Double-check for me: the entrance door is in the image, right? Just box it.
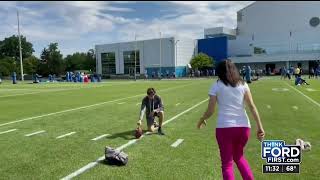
[129,67,135,76]
[266,64,275,75]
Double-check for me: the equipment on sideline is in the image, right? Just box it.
[104,147,128,166]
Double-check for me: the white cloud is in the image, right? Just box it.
[0,1,254,57]
[116,1,254,42]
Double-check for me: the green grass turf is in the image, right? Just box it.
[0,77,319,180]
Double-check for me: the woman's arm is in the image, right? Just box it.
[197,95,217,129]
[244,90,265,141]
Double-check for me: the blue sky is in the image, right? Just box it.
[0,1,253,58]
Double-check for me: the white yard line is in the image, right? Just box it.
[61,98,208,180]
[56,132,76,139]
[25,130,45,137]
[0,83,194,127]
[292,106,298,110]
[171,139,184,147]
[285,82,320,108]
[91,134,110,141]
[0,129,17,135]
[266,105,271,109]
[117,102,125,105]
[175,103,180,106]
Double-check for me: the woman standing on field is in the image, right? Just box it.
[197,59,265,180]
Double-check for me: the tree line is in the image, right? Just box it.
[0,35,96,77]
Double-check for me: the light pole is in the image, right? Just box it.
[134,33,137,81]
[159,32,162,79]
[170,38,179,76]
[17,11,24,81]
[170,39,179,67]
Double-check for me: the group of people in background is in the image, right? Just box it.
[65,71,101,83]
[240,65,262,84]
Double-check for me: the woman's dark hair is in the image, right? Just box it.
[147,87,156,95]
[216,59,243,87]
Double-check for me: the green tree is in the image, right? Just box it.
[23,55,39,75]
[0,35,34,60]
[64,52,87,71]
[85,49,96,72]
[190,53,214,70]
[39,43,64,75]
[0,57,17,76]
[64,49,96,72]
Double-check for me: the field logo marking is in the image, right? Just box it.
[272,88,289,92]
[306,88,317,92]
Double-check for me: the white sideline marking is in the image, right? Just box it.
[56,132,76,139]
[285,83,320,108]
[117,102,125,105]
[171,139,184,147]
[306,88,317,92]
[25,130,45,137]
[292,106,298,110]
[0,129,17,135]
[0,83,119,98]
[0,83,194,127]
[61,98,208,180]
[91,134,110,141]
[266,105,271,109]
[175,103,180,106]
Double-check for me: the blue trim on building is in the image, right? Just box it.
[197,36,228,63]
[145,66,186,77]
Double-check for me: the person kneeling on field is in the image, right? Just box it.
[137,87,165,135]
[295,76,309,86]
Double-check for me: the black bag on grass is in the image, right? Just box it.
[105,146,128,166]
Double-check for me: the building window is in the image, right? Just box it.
[123,50,140,75]
[237,11,242,22]
[101,52,116,75]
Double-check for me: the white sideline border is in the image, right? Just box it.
[285,83,320,108]
[0,83,194,127]
[0,81,136,98]
[60,98,208,180]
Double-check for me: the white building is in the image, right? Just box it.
[206,1,320,73]
[95,37,195,78]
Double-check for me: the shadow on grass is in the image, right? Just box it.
[107,129,157,140]
[107,130,136,140]
[98,159,128,167]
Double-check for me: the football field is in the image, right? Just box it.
[0,77,319,180]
